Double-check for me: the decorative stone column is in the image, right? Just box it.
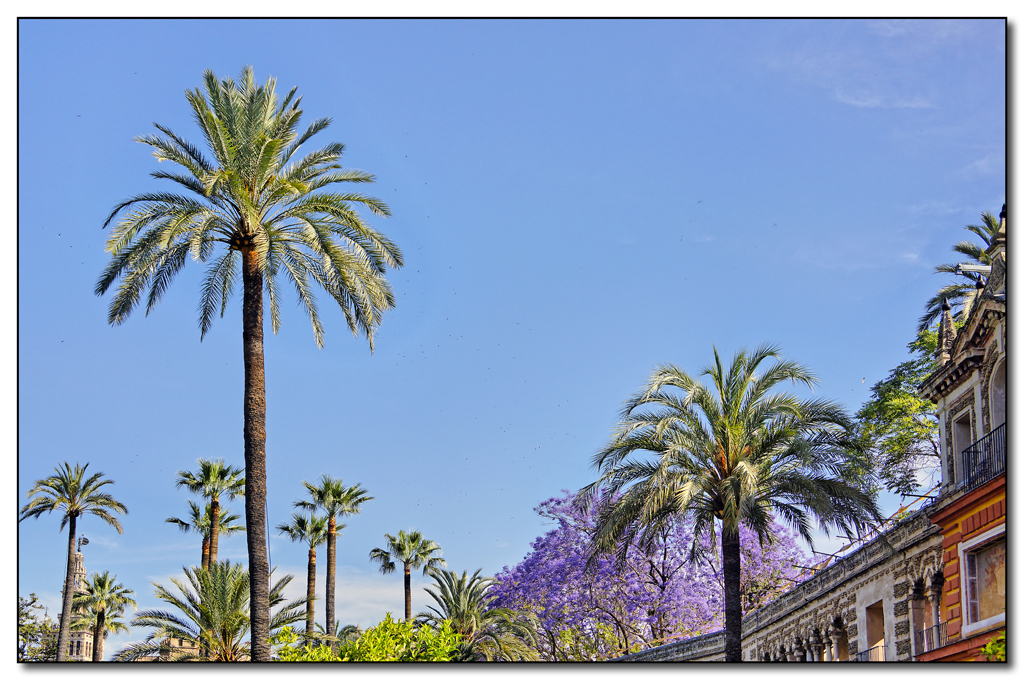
[830,629,842,662]
[810,635,824,662]
[927,583,942,628]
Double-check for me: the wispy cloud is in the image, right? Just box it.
[763,20,989,111]
[964,152,1004,176]
[834,90,930,109]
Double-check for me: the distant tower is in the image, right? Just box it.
[61,540,94,662]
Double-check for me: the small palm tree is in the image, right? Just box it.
[19,462,128,661]
[166,500,245,570]
[96,67,403,660]
[276,513,328,637]
[295,476,372,644]
[369,530,446,621]
[417,569,539,661]
[174,459,245,568]
[113,561,305,662]
[918,210,1001,331]
[71,571,136,662]
[577,346,882,661]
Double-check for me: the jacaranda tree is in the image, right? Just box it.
[491,492,806,660]
[577,346,882,661]
[96,67,402,660]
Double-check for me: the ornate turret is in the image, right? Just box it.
[936,299,956,366]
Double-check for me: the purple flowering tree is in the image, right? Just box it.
[490,492,806,660]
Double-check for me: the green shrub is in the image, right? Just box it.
[274,615,462,662]
[982,631,1005,662]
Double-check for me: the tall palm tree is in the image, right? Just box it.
[918,210,1001,331]
[95,67,402,660]
[417,569,539,661]
[113,561,305,662]
[295,476,372,645]
[174,459,245,567]
[19,462,128,661]
[166,500,245,570]
[576,346,882,662]
[369,530,447,621]
[276,513,328,637]
[71,571,136,662]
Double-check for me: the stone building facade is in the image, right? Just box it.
[616,509,945,662]
[914,206,1006,661]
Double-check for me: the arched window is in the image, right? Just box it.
[990,360,1006,429]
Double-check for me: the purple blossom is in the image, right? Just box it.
[490,491,806,660]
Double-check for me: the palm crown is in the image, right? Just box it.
[166,500,245,570]
[96,66,403,348]
[20,462,128,532]
[417,568,539,661]
[918,210,1001,332]
[369,529,447,576]
[277,513,329,549]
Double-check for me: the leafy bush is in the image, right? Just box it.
[982,631,1005,662]
[274,615,462,662]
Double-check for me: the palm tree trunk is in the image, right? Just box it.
[326,516,337,648]
[201,535,211,571]
[404,564,412,621]
[92,609,105,662]
[241,247,270,662]
[306,548,317,637]
[722,527,742,662]
[209,496,221,566]
[56,514,77,662]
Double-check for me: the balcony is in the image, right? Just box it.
[961,423,1005,492]
[915,621,950,654]
[851,643,885,662]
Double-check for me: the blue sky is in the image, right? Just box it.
[16,18,1007,660]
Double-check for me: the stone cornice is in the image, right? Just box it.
[919,300,1004,402]
[919,349,984,401]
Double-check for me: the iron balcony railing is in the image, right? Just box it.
[851,643,885,662]
[915,621,949,654]
[961,423,1006,492]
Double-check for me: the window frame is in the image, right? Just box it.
[951,408,973,485]
[958,524,1006,636]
